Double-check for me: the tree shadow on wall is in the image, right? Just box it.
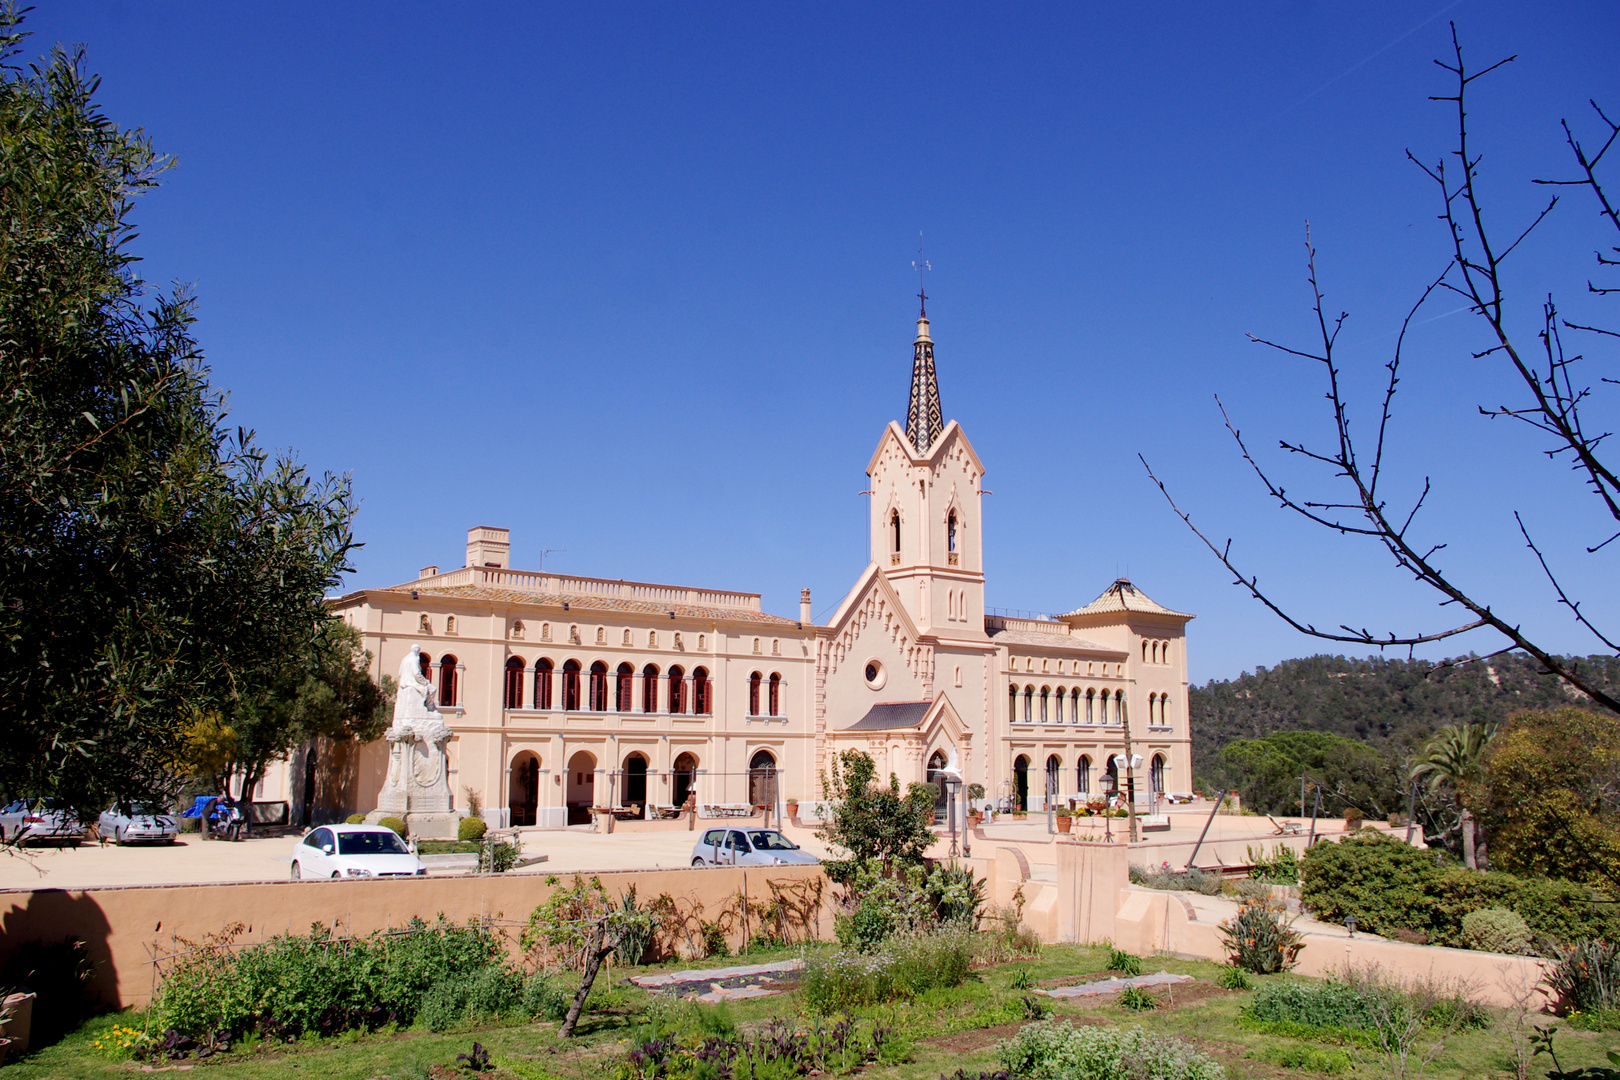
[0,888,115,1048]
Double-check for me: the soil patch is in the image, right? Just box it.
[920,1015,1110,1054]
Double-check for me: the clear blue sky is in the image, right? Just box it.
[27,2,1620,684]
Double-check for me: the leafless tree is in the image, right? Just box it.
[1143,24,1619,712]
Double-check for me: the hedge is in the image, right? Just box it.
[1300,831,1620,949]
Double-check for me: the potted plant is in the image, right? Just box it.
[785,796,799,819]
[966,784,986,826]
[1055,806,1074,833]
[1343,807,1364,832]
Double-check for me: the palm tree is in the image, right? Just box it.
[1410,722,1496,869]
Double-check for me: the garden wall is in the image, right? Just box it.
[0,863,831,1011]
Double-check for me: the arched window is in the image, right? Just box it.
[1142,640,1150,663]
[439,655,459,707]
[511,620,525,640]
[1116,690,1127,725]
[561,659,581,711]
[1077,754,1091,794]
[1023,685,1034,722]
[534,658,553,710]
[891,510,901,561]
[693,667,712,714]
[672,752,698,808]
[749,749,778,806]
[1039,686,1050,724]
[1009,684,1019,721]
[419,650,433,682]
[749,672,762,716]
[1159,694,1170,725]
[1071,687,1081,723]
[1150,754,1167,798]
[947,511,958,554]
[1053,686,1065,724]
[1045,755,1062,801]
[616,663,634,711]
[1085,688,1095,724]
[589,661,608,711]
[668,665,686,714]
[1104,754,1119,793]
[1013,755,1030,812]
[768,672,781,717]
[504,657,524,710]
[642,664,659,713]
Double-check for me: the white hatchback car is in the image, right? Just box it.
[291,824,427,880]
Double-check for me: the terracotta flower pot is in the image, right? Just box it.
[1056,816,1073,833]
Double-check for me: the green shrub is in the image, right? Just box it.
[151,917,513,1040]
[478,838,520,874]
[1301,831,1620,949]
[377,815,408,838]
[458,816,488,841]
[996,1019,1225,1080]
[414,967,521,1032]
[1107,948,1143,976]
[1219,899,1303,974]
[801,926,972,1011]
[1247,979,1387,1031]
[522,974,574,1021]
[1131,864,1222,895]
[1549,940,1620,1015]
[1216,966,1250,991]
[1248,1043,1352,1075]
[1118,986,1157,1011]
[1461,907,1531,954]
[1246,843,1300,885]
[345,813,367,825]
[1221,879,1269,901]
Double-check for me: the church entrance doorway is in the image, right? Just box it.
[566,750,596,825]
[926,750,949,820]
[508,752,539,827]
[1013,755,1030,812]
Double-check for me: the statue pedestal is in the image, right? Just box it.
[402,811,461,840]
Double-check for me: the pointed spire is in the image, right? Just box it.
[906,308,944,452]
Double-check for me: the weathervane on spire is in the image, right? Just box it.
[912,232,930,318]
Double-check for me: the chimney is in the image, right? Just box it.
[800,587,813,625]
[466,526,511,569]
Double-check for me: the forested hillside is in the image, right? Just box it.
[1188,653,1620,812]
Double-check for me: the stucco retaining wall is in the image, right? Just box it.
[0,864,831,1011]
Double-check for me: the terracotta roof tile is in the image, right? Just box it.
[1061,579,1191,619]
[986,627,1117,652]
[378,584,802,628]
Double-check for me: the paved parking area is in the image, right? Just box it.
[0,821,837,891]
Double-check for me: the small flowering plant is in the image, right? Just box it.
[90,1023,156,1059]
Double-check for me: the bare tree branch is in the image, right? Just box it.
[1140,27,1620,717]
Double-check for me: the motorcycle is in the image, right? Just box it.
[208,798,245,841]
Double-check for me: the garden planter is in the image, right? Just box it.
[785,801,799,819]
[968,812,983,827]
[1056,816,1072,834]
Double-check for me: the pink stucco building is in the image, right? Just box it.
[265,306,1194,828]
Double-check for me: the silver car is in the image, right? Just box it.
[0,798,85,845]
[691,827,819,867]
[98,801,179,844]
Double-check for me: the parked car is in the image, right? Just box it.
[98,801,179,844]
[290,824,427,880]
[691,827,819,867]
[0,798,85,845]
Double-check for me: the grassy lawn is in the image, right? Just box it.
[13,943,1620,1079]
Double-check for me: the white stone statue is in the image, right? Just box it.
[371,645,458,834]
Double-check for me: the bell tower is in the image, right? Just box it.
[866,306,987,640]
